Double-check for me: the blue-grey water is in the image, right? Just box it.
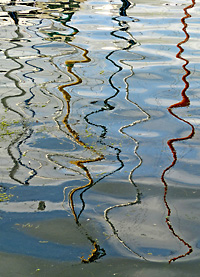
[0,0,200,276]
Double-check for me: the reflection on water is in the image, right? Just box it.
[103,0,147,260]
[2,24,37,185]
[57,24,106,261]
[0,0,200,274]
[161,0,195,263]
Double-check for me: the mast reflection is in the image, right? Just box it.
[161,0,195,263]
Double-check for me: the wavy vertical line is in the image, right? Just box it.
[31,4,106,262]
[50,8,124,225]
[60,45,106,263]
[161,0,195,263]
[81,2,139,205]
[102,1,148,259]
[77,94,125,220]
[1,2,51,185]
[58,44,104,224]
[1,2,79,184]
[104,61,149,259]
[9,11,78,185]
[43,11,107,261]
[2,25,38,185]
[8,18,49,184]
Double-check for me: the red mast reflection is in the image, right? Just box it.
[161,0,195,263]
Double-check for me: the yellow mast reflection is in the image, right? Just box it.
[58,45,104,224]
[38,1,106,263]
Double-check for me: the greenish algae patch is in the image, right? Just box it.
[0,186,15,202]
[0,116,20,140]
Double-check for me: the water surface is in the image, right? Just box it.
[0,0,200,276]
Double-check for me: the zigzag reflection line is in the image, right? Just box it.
[161,0,195,263]
[80,111,124,220]
[58,44,104,224]
[120,58,150,187]
[81,5,141,199]
[2,25,39,185]
[58,42,106,263]
[104,198,145,260]
[36,10,106,262]
[34,18,104,212]
[104,58,149,260]
[22,47,81,181]
[82,7,139,203]
[3,17,53,185]
[103,1,147,259]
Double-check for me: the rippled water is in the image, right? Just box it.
[0,0,200,276]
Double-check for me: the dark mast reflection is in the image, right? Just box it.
[2,24,37,185]
[103,1,148,259]
[5,0,19,25]
[161,0,195,263]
